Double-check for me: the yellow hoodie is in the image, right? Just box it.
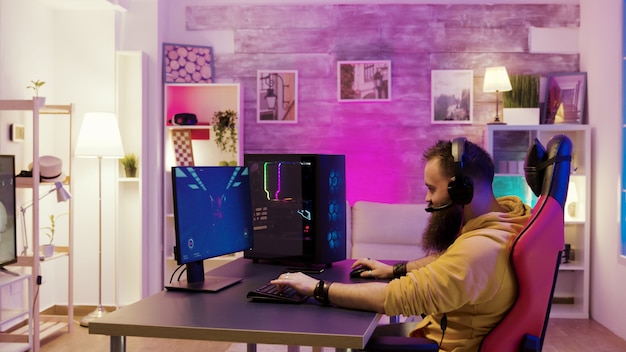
[383,196,531,352]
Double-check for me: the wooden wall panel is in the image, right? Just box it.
[183,3,580,204]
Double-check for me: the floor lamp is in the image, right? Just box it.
[75,112,125,327]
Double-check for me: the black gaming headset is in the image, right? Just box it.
[448,137,474,205]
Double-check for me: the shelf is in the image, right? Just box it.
[15,177,70,189]
[0,99,74,351]
[559,262,584,271]
[166,124,211,129]
[118,177,140,183]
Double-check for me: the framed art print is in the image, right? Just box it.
[163,43,214,83]
[337,61,391,102]
[431,70,473,124]
[257,70,298,123]
[543,72,587,124]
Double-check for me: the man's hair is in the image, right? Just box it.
[423,139,495,184]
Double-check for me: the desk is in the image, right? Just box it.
[89,258,382,352]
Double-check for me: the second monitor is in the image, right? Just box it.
[244,154,346,267]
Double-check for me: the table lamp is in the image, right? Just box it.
[75,112,124,327]
[483,66,512,124]
[19,182,71,259]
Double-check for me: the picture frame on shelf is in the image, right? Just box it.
[257,70,298,123]
[163,43,214,84]
[431,69,473,124]
[542,72,587,124]
[337,60,391,102]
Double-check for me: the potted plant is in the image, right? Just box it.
[121,153,138,177]
[502,74,540,124]
[27,79,46,106]
[40,213,67,258]
[211,109,238,165]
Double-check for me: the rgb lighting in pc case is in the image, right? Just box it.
[244,154,346,267]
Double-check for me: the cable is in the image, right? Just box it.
[169,264,185,284]
[176,266,187,282]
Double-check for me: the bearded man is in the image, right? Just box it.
[271,138,531,351]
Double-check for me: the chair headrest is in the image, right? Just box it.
[524,134,573,208]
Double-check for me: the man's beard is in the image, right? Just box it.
[421,205,463,255]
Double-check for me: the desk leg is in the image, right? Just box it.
[110,335,126,352]
[246,343,257,352]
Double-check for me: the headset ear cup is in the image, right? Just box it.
[448,176,474,205]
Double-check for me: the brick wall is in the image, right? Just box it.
[184,3,579,204]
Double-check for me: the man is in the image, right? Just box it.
[271,138,531,351]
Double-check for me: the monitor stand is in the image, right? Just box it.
[164,261,242,293]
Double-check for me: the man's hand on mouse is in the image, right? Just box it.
[351,258,394,279]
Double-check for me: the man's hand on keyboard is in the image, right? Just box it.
[270,272,318,297]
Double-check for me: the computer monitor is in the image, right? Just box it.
[167,166,254,292]
[0,155,18,273]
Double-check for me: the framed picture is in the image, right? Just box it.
[337,61,391,102]
[257,70,298,123]
[10,124,24,142]
[543,72,587,124]
[163,43,214,83]
[431,70,473,124]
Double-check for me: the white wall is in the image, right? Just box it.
[0,0,120,308]
[580,0,626,340]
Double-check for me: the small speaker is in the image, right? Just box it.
[171,113,198,126]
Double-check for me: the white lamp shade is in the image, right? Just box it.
[483,66,513,93]
[75,112,125,158]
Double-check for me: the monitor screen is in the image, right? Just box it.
[168,166,253,292]
[0,155,18,271]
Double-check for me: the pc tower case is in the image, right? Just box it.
[244,154,346,266]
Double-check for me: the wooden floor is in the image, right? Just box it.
[38,318,626,352]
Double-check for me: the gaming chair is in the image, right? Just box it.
[363,134,572,352]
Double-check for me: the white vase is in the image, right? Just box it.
[503,108,540,125]
[41,244,55,258]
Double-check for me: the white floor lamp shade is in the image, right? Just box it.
[75,112,125,327]
[75,112,125,158]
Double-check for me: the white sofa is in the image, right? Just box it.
[346,201,430,261]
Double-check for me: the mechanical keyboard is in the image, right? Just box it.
[247,282,308,303]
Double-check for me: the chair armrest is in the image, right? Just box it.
[521,334,541,352]
[364,336,439,351]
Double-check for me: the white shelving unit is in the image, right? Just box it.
[0,99,74,351]
[115,51,147,307]
[162,83,243,285]
[485,124,591,319]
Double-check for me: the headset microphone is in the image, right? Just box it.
[425,202,454,213]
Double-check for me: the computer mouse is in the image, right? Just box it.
[349,266,372,279]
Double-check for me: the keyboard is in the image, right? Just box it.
[247,282,308,303]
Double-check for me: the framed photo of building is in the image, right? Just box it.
[431,69,473,124]
[337,61,391,102]
[257,70,298,123]
[163,43,214,83]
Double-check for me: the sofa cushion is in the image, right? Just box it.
[349,201,429,261]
